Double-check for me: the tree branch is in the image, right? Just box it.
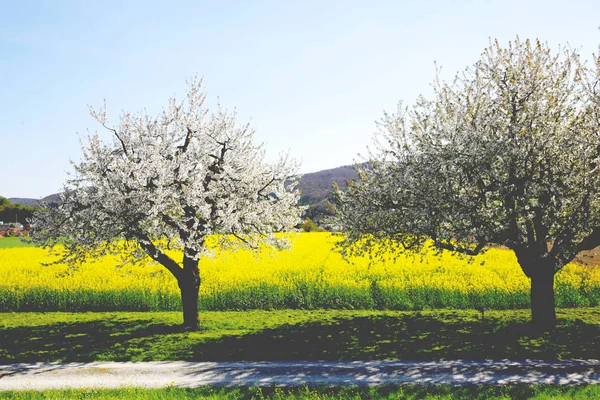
[135,233,182,280]
[177,127,194,154]
[576,227,600,253]
[98,121,129,156]
[257,177,276,199]
[433,239,486,256]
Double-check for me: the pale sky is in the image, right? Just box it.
[1,0,598,198]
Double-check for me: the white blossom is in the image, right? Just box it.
[32,77,302,280]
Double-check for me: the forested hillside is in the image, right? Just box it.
[0,197,38,225]
[297,165,357,224]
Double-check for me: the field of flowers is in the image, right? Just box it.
[1,233,600,312]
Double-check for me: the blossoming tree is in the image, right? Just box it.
[335,38,600,328]
[31,78,302,330]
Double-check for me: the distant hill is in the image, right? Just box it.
[296,165,359,224]
[8,164,360,223]
[7,198,39,206]
[9,193,62,206]
[40,193,62,204]
[297,165,358,205]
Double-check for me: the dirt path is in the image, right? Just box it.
[1,360,600,390]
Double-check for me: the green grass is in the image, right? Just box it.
[1,385,600,399]
[1,309,600,363]
[0,237,32,248]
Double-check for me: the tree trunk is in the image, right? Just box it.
[178,255,201,331]
[529,268,557,329]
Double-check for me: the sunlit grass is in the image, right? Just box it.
[1,309,600,363]
[2,385,600,399]
[0,237,32,249]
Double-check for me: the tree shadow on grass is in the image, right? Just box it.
[1,313,599,363]
[0,320,183,363]
[187,314,600,361]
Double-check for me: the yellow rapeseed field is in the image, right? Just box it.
[1,232,599,311]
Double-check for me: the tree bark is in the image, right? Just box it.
[529,267,557,329]
[178,255,201,331]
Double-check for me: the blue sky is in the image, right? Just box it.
[1,0,598,198]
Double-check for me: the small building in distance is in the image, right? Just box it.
[0,222,27,237]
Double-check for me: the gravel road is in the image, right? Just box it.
[1,360,600,390]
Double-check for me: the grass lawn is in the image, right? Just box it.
[0,238,32,249]
[1,385,600,399]
[1,308,600,363]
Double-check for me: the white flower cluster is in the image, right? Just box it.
[32,78,302,270]
[336,38,600,275]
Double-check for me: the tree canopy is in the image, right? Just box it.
[335,38,600,328]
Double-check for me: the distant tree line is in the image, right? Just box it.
[0,197,38,225]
